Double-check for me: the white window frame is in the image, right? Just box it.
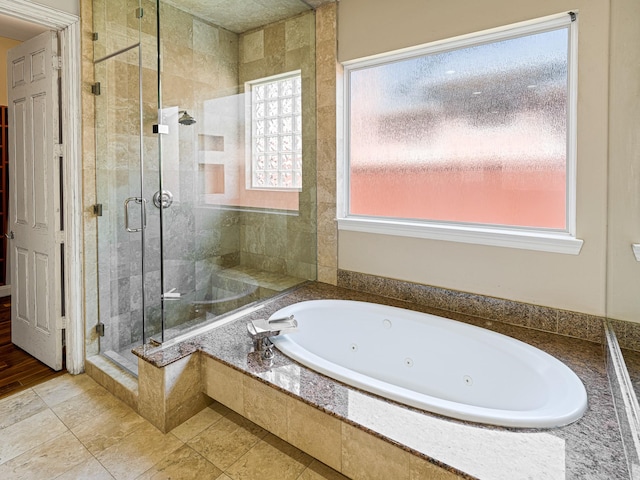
[245,70,303,192]
[338,12,582,255]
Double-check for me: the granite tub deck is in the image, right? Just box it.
[134,283,627,480]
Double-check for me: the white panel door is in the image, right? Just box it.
[8,31,63,371]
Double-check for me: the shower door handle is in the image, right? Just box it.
[124,197,147,232]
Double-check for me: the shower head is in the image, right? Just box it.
[178,110,196,126]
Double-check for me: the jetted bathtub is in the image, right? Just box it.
[269,299,588,428]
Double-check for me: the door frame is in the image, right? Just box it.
[0,0,83,374]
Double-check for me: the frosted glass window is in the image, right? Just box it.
[250,72,302,190]
[347,25,571,230]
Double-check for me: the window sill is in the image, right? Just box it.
[337,217,584,255]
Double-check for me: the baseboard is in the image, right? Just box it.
[0,285,11,298]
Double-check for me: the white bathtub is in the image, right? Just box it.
[269,300,588,428]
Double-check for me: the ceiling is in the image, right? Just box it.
[0,0,336,42]
[0,13,48,41]
[162,0,335,34]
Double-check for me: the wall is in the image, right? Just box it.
[607,0,640,322]
[33,0,79,16]
[337,0,612,317]
[0,36,22,105]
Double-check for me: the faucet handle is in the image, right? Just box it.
[247,319,271,339]
[262,339,275,360]
[267,315,298,334]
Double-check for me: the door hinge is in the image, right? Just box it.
[92,32,99,41]
[54,143,63,156]
[91,82,101,95]
[136,7,143,18]
[53,55,62,70]
[95,323,105,337]
[93,204,103,216]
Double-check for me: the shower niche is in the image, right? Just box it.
[92,0,318,374]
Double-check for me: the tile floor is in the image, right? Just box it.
[0,374,349,480]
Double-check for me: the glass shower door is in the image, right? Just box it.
[155,0,318,342]
[94,0,320,356]
[93,0,162,372]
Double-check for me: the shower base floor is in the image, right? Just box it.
[103,345,139,376]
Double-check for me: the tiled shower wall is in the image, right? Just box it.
[237,12,318,280]
[88,1,321,352]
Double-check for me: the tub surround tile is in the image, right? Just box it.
[164,355,212,431]
[287,395,343,472]
[204,356,245,414]
[243,375,289,440]
[137,358,166,429]
[133,281,626,479]
[138,354,212,433]
[342,422,412,480]
[337,270,607,345]
[613,319,640,353]
[527,303,559,332]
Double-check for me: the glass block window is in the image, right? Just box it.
[249,72,302,190]
[343,14,578,236]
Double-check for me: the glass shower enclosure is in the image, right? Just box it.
[92,0,317,374]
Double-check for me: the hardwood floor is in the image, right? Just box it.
[0,297,65,399]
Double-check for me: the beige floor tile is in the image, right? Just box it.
[55,457,115,480]
[95,422,183,480]
[71,401,146,454]
[170,403,228,442]
[187,411,267,470]
[226,433,313,480]
[32,373,98,407]
[135,444,222,480]
[298,460,350,480]
[0,409,67,465]
[0,430,92,480]
[215,475,232,480]
[0,389,47,430]
[51,384,125,429]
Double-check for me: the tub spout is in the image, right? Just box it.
[247,315,297,356]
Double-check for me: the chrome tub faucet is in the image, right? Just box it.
[247,315,298,359]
